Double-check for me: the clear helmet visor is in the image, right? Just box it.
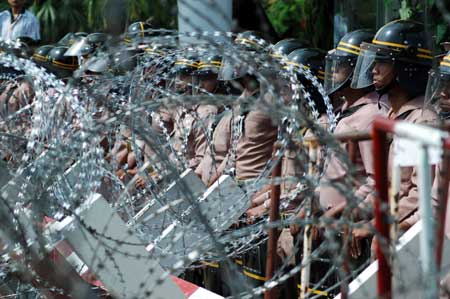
[218,57,249,81]
[192,73,218,95]
[65,38,93,57]
[260,72,292,105]
[350,48,377,89]
[84,53,110,73]
[324,53,354,95]
[425,69,450,114]
[351,42,395,89]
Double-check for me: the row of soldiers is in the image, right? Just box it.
[0,18,450,298]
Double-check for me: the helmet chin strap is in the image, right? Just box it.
[376,79,398,108]
[376,78,398,97]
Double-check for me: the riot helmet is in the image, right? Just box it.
[270,38,310,60]
[57,32,88,47]
[285,48,327,113]
[112,48,139,75]
[80,48,137,76]
[65,33,109,57]
[286,48,327,82]
[194,54,222,77]
[167,53,198,94]
[124,21,152,44]
[324,29,374,96]
[351,20,432,98]
[193,53,222,94]
[47,46,79,78]
[171,55,198,76]
[425,51,450,117]
[144,44,167,58]
[32,44,54,68]
[235,31,269,52]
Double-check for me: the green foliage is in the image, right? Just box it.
[263,0,333,49]
[399,0,414,19]
[2,0,177,44]
[264,0,449,50]
[397,0,450,46]
[264,0,304,34]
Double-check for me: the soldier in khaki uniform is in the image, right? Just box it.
[341,20,438,257]
[195,37,279,288]
[279,31,382,258]
[195,31,269,186]
[158,53,221,171]
[412,50,450,298]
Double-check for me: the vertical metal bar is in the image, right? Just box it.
[300,215,312,299]
[264,147,282,299]
[436,147,450,271]
[300,142,317,299]
[389,164,401,245]
[417,145,438,299]
[300,141,318,299]
[372,121,392,299]
[340,140,358,299]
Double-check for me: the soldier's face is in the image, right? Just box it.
[372,61,396,89]
[280,84,292,104]
[198,74,217,93]
[439,82,450,102]
[332,64,352,86]
[174,74,191,94]
[8,0,25,8]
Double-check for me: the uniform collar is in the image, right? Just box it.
[341,91,389,111]
[387,95,424,120]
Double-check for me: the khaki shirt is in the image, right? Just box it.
[195,111,232,185]
[280,114,329,212]
[319,91,390,210]
[388,96,438,225]
[361,96,438,222]
[154,104,218,169]
[235,108,278,180]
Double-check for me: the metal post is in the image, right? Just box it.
[340,140,358,299]
[264,147,282,299]
[436,147,450,270]
[389,164,401,245]
[300,142,317,299]
[417,145,438,299]
[372,119,393,299]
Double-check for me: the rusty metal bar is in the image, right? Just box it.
[372,118,394,299]
[264,147,282,299]
[304,130,372,143]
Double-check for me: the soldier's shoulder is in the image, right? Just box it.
[411,106,438,125]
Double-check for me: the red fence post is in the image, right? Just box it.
[372,118,394,299]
